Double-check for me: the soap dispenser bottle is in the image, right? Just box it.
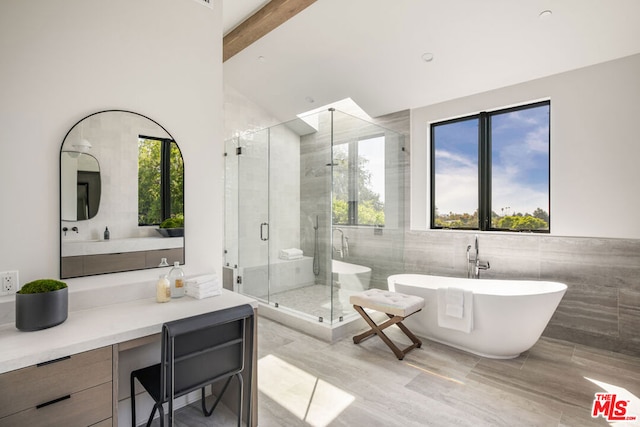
[156,274,171,303]
[168,262,185,298]
[104,227,110,240]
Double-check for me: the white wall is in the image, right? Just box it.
[0,0,223,286]
[224,83,282,140]
[411,53,640,239]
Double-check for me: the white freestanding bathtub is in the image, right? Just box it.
[387,274,567,359]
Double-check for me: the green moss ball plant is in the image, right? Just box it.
[157,214,184,237]
[159,214,184,229]
[17,279,67,294]
[16,279,68,331]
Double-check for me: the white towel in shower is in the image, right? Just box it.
[279,248,304,260]
[437,287,474,333]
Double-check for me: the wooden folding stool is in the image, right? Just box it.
[350,289,425,360]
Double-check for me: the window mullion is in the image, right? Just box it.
[478,112,491,231]
[348,140,358,225]
[161,139,171,221]
[429,125,437,228]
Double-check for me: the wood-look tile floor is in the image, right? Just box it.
[150,316,640,427]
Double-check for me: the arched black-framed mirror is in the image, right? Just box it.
[60,110,184,278]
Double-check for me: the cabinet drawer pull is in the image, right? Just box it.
[36,394,71,409]
[37,355,71,367]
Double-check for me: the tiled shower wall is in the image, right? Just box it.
[329,110,410,290]
[349,109,640,356]
[298,112,336,292]
[298,110,409,295]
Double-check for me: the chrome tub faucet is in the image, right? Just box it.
[467,235,490,278]
[332,228,349,258]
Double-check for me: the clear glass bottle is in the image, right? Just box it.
[156,274,171,303]
[168,262,185,298]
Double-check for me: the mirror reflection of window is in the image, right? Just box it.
[61,152,101,221]
[138,136,184,226]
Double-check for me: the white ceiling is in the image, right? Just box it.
[223,0,640,122]
[222,0,270,34]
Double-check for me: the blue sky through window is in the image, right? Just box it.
[433,103,549,220]
[491,104,549,216]
[433,118,479,216]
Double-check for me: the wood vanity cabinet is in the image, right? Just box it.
[62,247,184,278]
[0,346,113,427]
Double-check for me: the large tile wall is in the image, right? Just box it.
[299,111,333,291]
[298,109,410,295]
[404,231,640,356]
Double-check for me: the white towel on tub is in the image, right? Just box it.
[444,287,464,318]
[437,287,474,333]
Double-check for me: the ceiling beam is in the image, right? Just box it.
[223,0,317,62]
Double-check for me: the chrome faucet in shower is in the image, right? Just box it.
[467,234,490,278]
[332,228,349,258]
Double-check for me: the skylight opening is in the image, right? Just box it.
[297,97,372,130]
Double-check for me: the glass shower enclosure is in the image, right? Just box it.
[224,109,405,326]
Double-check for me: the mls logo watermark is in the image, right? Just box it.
[592,393,637,422]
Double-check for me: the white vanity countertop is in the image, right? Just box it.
[62,236,184,257]
[0,289,257,374]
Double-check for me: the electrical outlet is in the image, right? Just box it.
[0,271,19,295]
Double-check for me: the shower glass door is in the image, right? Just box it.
[267,116,334,322]
[236,130,271,303]
[224,108,406,327]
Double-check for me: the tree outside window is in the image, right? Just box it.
[332,136,385,226]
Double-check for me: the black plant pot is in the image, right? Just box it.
[15,287,68,331]
[156,227,184,237]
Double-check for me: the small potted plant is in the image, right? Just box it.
[156,214,184,237]
[15,279,68,331]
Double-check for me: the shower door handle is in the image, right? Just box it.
[260,222,269,241]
